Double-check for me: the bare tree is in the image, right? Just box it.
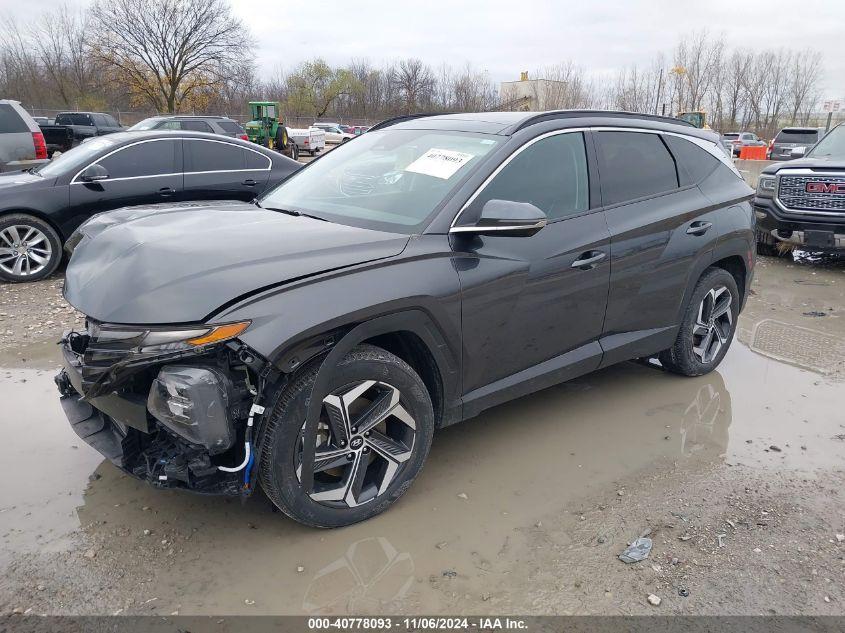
[391,59,435,114]
[88,0,254,112]
[787,49,823,125]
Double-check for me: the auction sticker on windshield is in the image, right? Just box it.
[405,148,475,179]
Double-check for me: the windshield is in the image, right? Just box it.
[128,118,163,131]
[806,126,844,158]
[775,129,819,145]
[259,129,501,233]
[34,136,116,178]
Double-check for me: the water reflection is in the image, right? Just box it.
[303,537,414,613]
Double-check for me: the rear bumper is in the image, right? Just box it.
[0,158,49,173]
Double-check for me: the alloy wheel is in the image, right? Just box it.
[692,286,733,364]
[0,225,53,277]
[296,380,416,508]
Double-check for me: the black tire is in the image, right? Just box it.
[341,137,349,143]
[756,228,779,257]
[659,267,739,377]
[275,126,289,151]
[0,213,62,283]
[289,143,299,161]
[259,344,434,527]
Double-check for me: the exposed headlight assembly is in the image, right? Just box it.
[756,175,777,197]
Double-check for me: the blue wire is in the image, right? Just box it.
[244,443,254,486]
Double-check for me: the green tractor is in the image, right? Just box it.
[245,101,298,160]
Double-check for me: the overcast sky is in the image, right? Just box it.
[10,0,845,98]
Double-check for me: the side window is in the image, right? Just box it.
[95,140,178,178]
[245,149,271,170]
[159,121,180,130]
[664,135,721,186]
[180,120,214,133]
[467,132,589,221]
[104,115,119,127]
[92,114,108,127]
[184,140,246,172]
[595,131,679,205]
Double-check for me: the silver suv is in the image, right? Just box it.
[0,100,48,172]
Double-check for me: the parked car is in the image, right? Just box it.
[54,112,124,145]
[54,110,754,527]
[721,131,766,157]
[129,115,249,140]
[0,131,300,282]
[755,122,845,255]
[0,100,48,172]
[312,122,355,144]
[289,126,326,156]
[767,127,826,161]
[349,125,371,136]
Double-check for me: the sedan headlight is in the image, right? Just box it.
[92,321,250,353]
[756,175,777,197]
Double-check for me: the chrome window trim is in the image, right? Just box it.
[774,169,845,217]
[70,136,272,184]
[450,126,735,230]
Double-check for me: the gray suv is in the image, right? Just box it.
[129,115,248,139]
[0,100,48,172]
[768,127,825,161]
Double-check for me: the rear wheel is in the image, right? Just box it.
[659,268,739,376]
[259,344,434,527]
[0,214,62,283]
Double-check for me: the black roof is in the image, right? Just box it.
[380,110,718,142]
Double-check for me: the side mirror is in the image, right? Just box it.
[80,163,110,182]
[790,146,806,158]
[451,199,547,237]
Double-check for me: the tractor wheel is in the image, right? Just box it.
[276,126,289,151]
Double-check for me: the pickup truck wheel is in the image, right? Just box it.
[659,268,739,376]
[0,214,62,283]
[259,344,434,527]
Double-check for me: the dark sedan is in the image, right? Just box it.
[0,131,300,282]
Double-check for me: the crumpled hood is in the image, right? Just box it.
[64,201,409,324]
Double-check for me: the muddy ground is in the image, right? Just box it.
[0,250,843,616]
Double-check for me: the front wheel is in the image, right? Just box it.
[0,214,62,282]
[259,344,434,527]
[659,268,739,376]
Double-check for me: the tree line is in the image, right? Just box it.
[0,0,832,137]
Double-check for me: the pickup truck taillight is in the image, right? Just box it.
[32,131,47,160]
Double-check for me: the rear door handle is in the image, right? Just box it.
[158,187,175,197]
[686,221,712,236]
[242,179,257,187]
[571,250,607,270]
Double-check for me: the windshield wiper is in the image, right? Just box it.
[255,201,328,222]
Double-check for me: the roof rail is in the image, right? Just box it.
[513,110,695,132]
[368,112,446,132]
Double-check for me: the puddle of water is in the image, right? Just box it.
[1,331,843,614]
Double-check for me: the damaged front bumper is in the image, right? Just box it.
[55,325,273,496]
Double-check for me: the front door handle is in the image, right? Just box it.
[158,187,175,197]
[242,179,257,187]
[686,221,713,236]
[571,250,607,270]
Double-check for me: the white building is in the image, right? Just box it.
[499,72,568,111]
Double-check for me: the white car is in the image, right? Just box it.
[312,122,354,144]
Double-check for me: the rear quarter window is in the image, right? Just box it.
[664,135,721,186]
[0,104,30,133]
[595,131,679,206]
[218,121,245,134]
